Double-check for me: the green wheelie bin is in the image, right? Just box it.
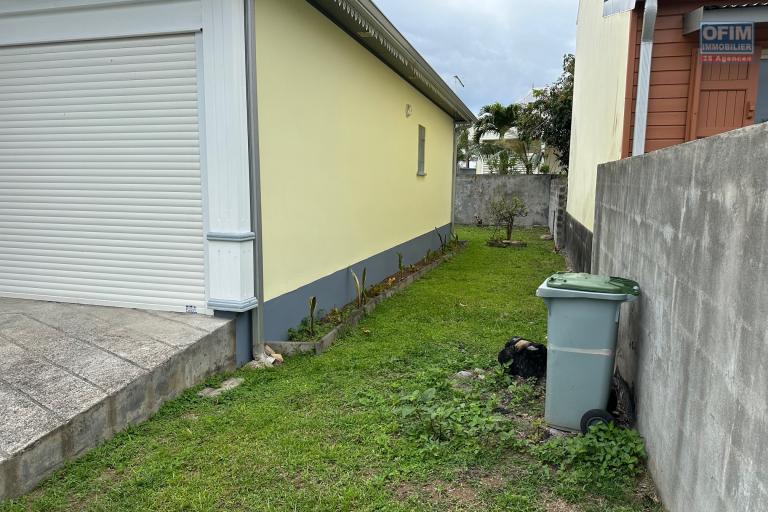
[536,272,640,433]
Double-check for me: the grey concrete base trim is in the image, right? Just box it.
[564,212,593,273]
[266,246,460,356]
[207,297,258,313]
[262,224,452,340]
[0,322,237,501]
[206,232,256,242]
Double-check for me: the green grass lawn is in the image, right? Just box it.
[3,227,660,512]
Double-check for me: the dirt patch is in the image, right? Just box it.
[457,467,508,490]
[542,495,581,512]
[635,471,661,508]
[476,472,506,490]
[392,479,482,508]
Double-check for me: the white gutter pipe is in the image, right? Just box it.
[632,0,658,156]
[244,0,266,358]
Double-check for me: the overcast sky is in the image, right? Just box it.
[374,0,579,115]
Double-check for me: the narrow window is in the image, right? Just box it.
[417,125,426,176]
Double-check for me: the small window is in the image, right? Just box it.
[417,125,426,176]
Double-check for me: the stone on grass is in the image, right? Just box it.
[197,377,244,398]
[197,387,217,397]
[540,234,554,241]
[547,427,576,437]
[246,354,275,369]
[454,368,487,380]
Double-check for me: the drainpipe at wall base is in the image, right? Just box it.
[244,0,266,360]
[632,0,658,156]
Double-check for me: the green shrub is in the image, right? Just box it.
[488,197,528,241]
[535,422,646,486]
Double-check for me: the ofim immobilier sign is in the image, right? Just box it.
[700,22,754,55]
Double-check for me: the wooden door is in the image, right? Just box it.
[688,50,761,140]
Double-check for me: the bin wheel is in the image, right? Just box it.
[580,409,614,434]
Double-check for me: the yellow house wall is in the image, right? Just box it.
[254,0,455,301]
[567,1,631,231]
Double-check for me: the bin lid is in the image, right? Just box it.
[537,273,640,301]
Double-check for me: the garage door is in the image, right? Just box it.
[0,34,206,312]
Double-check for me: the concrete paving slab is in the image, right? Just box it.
[0,343,105,419]
[27,304,181,370]
[0,314,145,393]
[148,310,232,332]
[84,307,221,347]
[0,298,236,501]
[0,384,59,455]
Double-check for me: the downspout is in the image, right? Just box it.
[632,0,658,156]
[450,122,459,235]
[244,0,265,358]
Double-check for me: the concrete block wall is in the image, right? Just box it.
[592,124,768,512]
[548,177,567,248]
[453,174,554,226]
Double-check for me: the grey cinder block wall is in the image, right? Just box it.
[453,174,554,226]
[592,123,768,512]
[548,178,567,248]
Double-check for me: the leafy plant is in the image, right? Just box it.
[435,227,447,252]
[351,268,369,309]
[534,422,646,487]
[351,270,362,308]
[488,197,529,241]
[287,316,316,341]
[393,386,509,448]
[397,252,404,272]
[361,268,367,304]
[308,296,317,336]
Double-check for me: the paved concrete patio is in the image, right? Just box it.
[0,298,236,500]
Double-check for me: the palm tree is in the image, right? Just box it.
[472,102,520,144]
[473,103,521,174]
[456,127,480,171]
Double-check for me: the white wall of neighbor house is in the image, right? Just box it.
[568,0,632,231]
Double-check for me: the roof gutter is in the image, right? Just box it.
[632,0,658,156]
[307,0,476,123]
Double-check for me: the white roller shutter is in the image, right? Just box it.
[0,34,206,313]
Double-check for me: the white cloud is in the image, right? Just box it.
[374,0,578,114]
